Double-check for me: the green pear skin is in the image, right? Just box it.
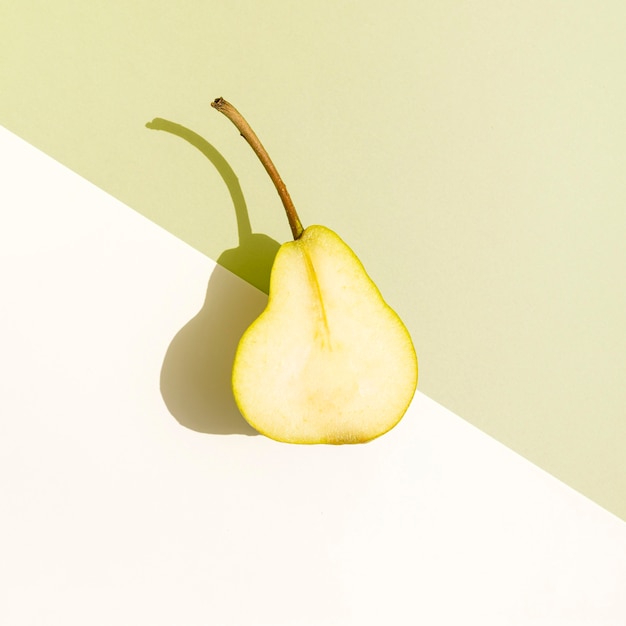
[232,225,418,444]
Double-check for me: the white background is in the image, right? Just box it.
[1,126,625,625]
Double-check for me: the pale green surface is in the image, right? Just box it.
[2,1,626,519]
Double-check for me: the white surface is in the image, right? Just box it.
[1,125,626,625]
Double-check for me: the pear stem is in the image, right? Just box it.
[211,97,304,240]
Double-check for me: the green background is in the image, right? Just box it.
[2,1,625,519]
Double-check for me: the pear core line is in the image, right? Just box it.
[211,97,304,240]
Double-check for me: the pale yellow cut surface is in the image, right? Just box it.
[232,225,418,444]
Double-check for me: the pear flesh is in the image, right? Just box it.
[232,225,418,444]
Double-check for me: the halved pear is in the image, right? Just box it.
[232,225,417,444]
[212,98,418,444]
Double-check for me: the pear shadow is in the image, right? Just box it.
[147,117,280,435]
[159,265,268,435]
